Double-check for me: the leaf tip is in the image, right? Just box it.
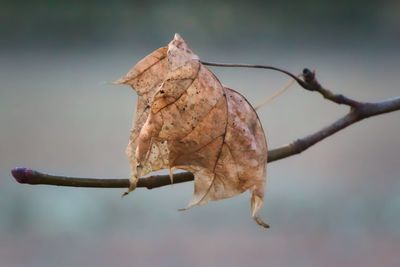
[173,33,183,41]
[254,216,270,229]
[112,77,128,86]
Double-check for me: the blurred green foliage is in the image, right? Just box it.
[1,0,399,49]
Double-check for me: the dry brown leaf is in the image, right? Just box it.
[117,34,268,228]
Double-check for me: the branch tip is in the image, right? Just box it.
[12,167,37,184]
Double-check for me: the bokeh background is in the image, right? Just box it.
[1,1,399,266]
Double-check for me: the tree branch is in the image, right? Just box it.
[267,96,400,161]
[12,63,400,190]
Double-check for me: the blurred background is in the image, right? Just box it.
[1,0,399,266]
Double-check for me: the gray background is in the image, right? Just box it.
[1,1,399,266]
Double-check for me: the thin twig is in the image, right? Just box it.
[201,61,305,86]
[300,68,362,107]
[11,168,193,189]
[11,63,400,189]
[202,61,361,108]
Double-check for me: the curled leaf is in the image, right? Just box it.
[117,34,268,228]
